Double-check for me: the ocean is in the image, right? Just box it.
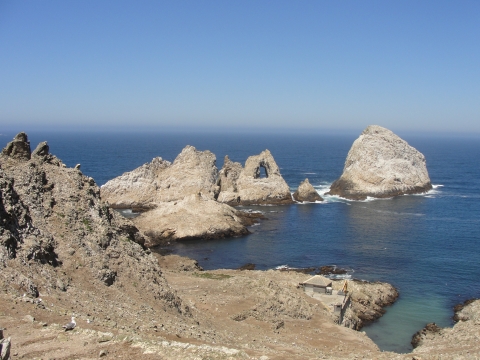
[2,130,479,353]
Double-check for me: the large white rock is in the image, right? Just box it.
[327,125,432,200]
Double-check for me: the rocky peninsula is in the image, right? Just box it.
[327,125,432,200]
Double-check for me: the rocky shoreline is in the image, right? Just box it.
[2,132,478,359]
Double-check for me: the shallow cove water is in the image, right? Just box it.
[4,130,479,353]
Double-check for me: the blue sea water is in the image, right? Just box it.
[2,130,479,353]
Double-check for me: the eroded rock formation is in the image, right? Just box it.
[101,145,218,209]
[293,178,323,202]
[1,132,31,160]
[327,125,432,200]
[217,150,293,205]
[102,147,293,243]
[101,146,251,243]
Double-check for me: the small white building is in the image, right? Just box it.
[301,275,333,295]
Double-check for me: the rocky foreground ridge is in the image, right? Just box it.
[327,125,432,200]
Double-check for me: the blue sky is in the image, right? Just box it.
[0,1,479,134]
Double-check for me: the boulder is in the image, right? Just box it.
[133,194,249,246]
[101,145,219,209]
[217,150,293,205]
[1,132,31,160]
[293,178,323,202]
[327,125,432,200]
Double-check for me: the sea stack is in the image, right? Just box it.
[217,150,293,205]
[293,178,323,202]
[327,125,432,200]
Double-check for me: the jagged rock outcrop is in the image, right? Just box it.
[216,155,243,203]
[133,193,250,247]
[1,132,31,161]
[101,145,219,209]
[0,133,191,324]
[293,178,323,202]
[217,150,293,205]
[327,125,432,200]
[412,299,480,357]
[101,146,252,243]
[334,279,399,330]
[100,157,171,210]
[411,322,443,348]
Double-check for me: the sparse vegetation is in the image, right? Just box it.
[193,272,232,280]
[82,218,92,232]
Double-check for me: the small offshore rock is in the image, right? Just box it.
[293,178,323,202]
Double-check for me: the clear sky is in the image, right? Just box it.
[1,0,479,135]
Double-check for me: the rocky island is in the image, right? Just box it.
[327,125,432,200]
[101,147,292,244]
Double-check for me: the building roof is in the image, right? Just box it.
[302,275,332,287]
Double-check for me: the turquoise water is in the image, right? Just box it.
[2,130,479,353]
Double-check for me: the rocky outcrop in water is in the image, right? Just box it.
[293,178,323,202]
[101,146,252,243]
[217,150,293,205]
[411,322,443,348]
[101,146,219,209]
[100,156,171,210]
[327,125,432,200]
[102,147,293,243]
[133,194,250,247]
[216,155,243,204]
[335,279,399,330]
